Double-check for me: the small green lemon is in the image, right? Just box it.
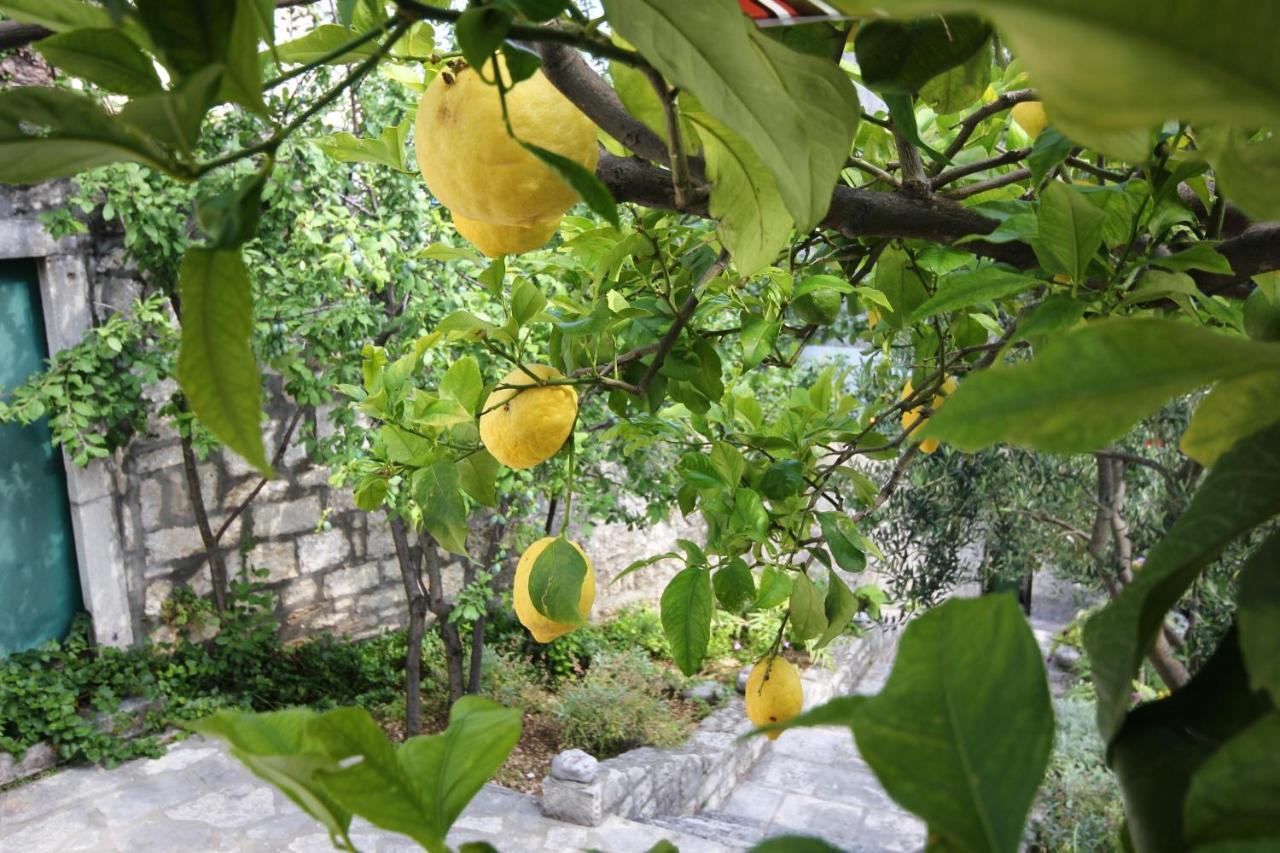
[793,289,843,326]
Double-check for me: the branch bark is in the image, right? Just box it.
[180,430,229,613]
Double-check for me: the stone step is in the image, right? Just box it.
[643,809,771,846]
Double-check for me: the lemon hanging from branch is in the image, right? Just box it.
[745,656,803,740]
[514,536,596,643]
[901,375,959,455]
[479,364,578,469]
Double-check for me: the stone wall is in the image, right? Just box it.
[3,182,705,647]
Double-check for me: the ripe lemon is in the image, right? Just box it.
[414,57,599,226]
[479,364,578,469]
[453,213,559,257]
[793,289,843,326]
[900,376,958,455]
[514,536,596,643]
[745,656,803,739]
[1011,101,1048,139]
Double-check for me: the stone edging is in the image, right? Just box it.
[539,625,886,826]
[0,699,164,788]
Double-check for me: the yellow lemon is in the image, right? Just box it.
[1011,101,1048,139]
[867,306,882,328]
[900,377,957,455]
[745,656,803,739]
[479,364,578,469]
[453,213,559,257]
[414,57,599,226]
[513,537,595,643]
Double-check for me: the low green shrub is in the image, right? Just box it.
[1027,698,1126,852]
[553,648,689,757]
[478,646,549,710]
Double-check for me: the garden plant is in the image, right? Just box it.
[1,0,1279,851]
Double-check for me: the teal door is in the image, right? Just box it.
[0,259,82,655]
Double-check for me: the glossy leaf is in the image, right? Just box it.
[1181,370,1280,467]
[412,461,469,555]
[919,36,991,114]
[35,28,163,96]
[816,569,858,650]
[275,24,379,64]
[789,571,827,642]
[908,267,1040,323]
[923,319,1280,453]
[527,536,588,624]
[819,512,866,573]
[456,450,498,508]
[661,565,714,676]
[854,15,992,95]
[314,120,411,172]
[852,595,1053,853]
[606,0,859,231]
[871,247,929,329]
[1084,421,1280,741]
[0,0,111,30]
[195,173,264,249]
[440,356,484,415]
[755,565,793,609]
[454,6,512,72]
[761,460,806,500]
[1034,181,1106,284]
[520,141,619,227]
[118,64,222,155]
[1183,712,1280,849]
[713,557,756,611]
[177,248,270,476]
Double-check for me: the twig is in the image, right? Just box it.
[943,167,1032,200]
[931,148,1031,189]
[847,157,899,187]
[936,88,1038,167]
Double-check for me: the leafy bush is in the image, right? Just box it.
[553,649,688,757]
[597,605,670,658]
[1027,698,1126,852]
[478,647,549,710]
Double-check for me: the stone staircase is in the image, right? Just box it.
[643,810,769,849]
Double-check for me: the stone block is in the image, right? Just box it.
[134,443,181,474]
[322,561,381,599]
[297,529,351,572]
[144,580,172,618]
[355,586,402,616]
[551,749,599,783]
[364,523,396,559]
[540,776,604,826]
[248,540,297,582]
[252,496,320,537]
[145,526,205,564]
[279,577,320,609]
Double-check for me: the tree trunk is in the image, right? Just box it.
[468,615,486,695]
[180,430,228,612]
[389,514,426,735]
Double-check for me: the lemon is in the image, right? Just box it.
[513,536,596,643]
[867,306,882,328]
[453,213,559,257]
[900,376,957,455]
[1011,101,1048,139]
[1244,288,1280,342]
[479,364,578,469]
[793,289,843,326]
[414,57,599,226]
[745,656,803,739]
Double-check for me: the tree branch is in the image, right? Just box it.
[931,147,1031,189]
[936,88,1037,166]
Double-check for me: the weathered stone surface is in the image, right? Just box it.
[252,496,321,537]
[0,742,57,787]
[682,681,729,703]
[278,577,320,609]
[133,443,182,474]
[322,562,381,599]
[145,525,205,564]
[540,776,604,826]
[736,667,751,694]
[248,540,298,582]
[297,529,351,572]
[551,749,599,783]
[143,579,172,619]
[1052,644,1082,670]
[164,782,277,827]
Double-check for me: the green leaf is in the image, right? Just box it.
[661,565,714,676]
[412,461,469,555]
[440,356,484,415]
[1181,370,1280,467]
[195,173,264,249]
[314,120,411,172]
[275,24,378,65]
[35,28,162,96]
[1237,531,1280,704]
[871,247,928,329]
[520,141,619,227]
[1011,293,1086,344]
[0,0,110,30]
[456,450,498,508]
[184,708,354,848]
[1084,421,1280,741]
[788,571,827,643]
[681,98,792,276]
[713,557,756,612]
[1026,126,1072,185]
[606,0,859,231]
[851,595,1053,853]
[527,536,589,624]
[1184,712,1280,849]
[740,315,779,368]
[1199,127,1280,222]
[222,0,270,115]
[755,565,793,609]
[834,0,1280,157]
[818,512,866,573]
[611,60,702,156]
[731,487,770,543]
[1153,242,1234,276]
[134,0,263,114]
[1107,629,1271,853]
[854,15,992,94]
[749,838,847,853]
[353,476,389,512]
[511,0,570,22]
[177,247,270,476]
[908,267,1040,323]
[454,6,512,72]
[760,459,806,500]
[1034,181,1106,284]
[509,279,547,326]
[816,569,858,650]
[923,319,1280,453]
[919,35,991,114]
[118,64,222,155]
[0,86,172,183]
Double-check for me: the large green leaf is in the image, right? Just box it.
[661,565,714,676]
[456,450,498,507]
[412,461,469,555]
[1238,531,1280,705]
[713,557,756,612]
[35,28,163,96]
[527,536,589,624]
[836,1,1280,155]
[1183,712,1280,850]
[0,86,173,183]
[854,14,991,94]
[1181,370,1280,467]
[922,319,1280,453]
[605,0,859,231]
[816,569,858,650]
[1033,181,1106,284]
[1084,421,1280,742]
[1108,629,1273,853]
[177,247,270,476]
[818,512,866,573]
[682,99,792,276]
[134,0,266,114]
[185,708,354,847]
[0,0,110,30]
[852,595,1053,853]
[788,571,827,642]
[919,36,991,114]
[274,23,380,64]
[119,64,223,156]
[871,247,928,329]
[521,141,620,227]
[907,267,1041,323]
[1198,128,1280,221]
[314,120,411,172]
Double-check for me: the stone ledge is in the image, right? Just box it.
[540,625,886,826]
[0,698,165,788]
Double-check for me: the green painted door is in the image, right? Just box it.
[0,259,82,655]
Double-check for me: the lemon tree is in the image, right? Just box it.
[4,0,1280,850]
